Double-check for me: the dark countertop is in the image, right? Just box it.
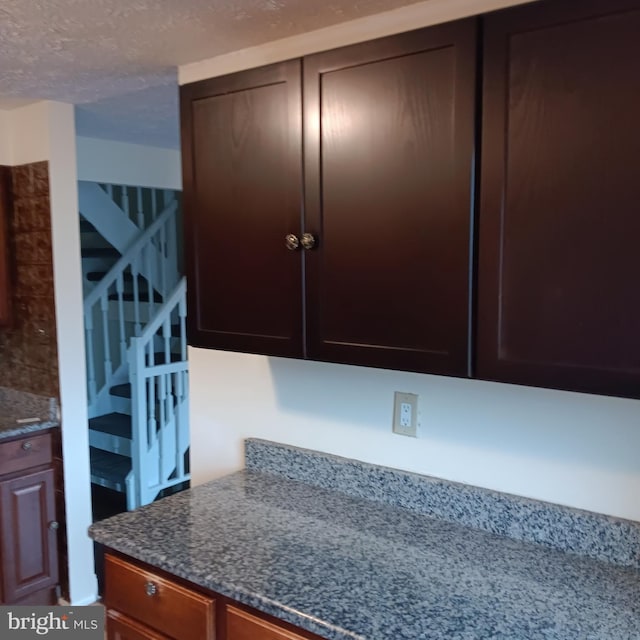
[90,452,640,640]
[0,387,60,440]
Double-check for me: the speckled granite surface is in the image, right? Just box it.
[246,439,640,570]
[0,386,59,440]
[90,444,640,640]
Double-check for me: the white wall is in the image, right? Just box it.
[0,102,51,165]
[0,102,98,605]
[76,136,182,190]
[183,0,640,524]
[190,351,640,522]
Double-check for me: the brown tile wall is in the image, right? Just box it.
[0,161,59,397]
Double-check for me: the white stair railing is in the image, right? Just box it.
[84,198,180,414]
[128,277,189,509]
[99,184,177,231]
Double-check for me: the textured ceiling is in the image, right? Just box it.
[0,0,423,148]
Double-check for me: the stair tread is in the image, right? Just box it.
[79,219,97,233]
[89,412,132,439]
[109,384,131,399]
[82,247,120,258]
[90,447,131,485]
[149,351,184,363]
[108,291,163,303]
[86,271,149,283]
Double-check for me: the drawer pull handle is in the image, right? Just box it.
[145,581,158,597]
[22,441,33,451]
[48,521,59,531]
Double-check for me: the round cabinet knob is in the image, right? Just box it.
[301,233,316,250]
[285,234,300,251]
[48,521,59,531]
[22,441,32,451]
[145,581,158,597]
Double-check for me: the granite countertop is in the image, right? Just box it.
[0,387,60,440]
[90,440,640,640]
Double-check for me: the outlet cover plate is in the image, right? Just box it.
[393,392,418,437]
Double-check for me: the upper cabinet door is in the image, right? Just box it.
[478,0,640,398]
[181,61,304,357]
[0,167,11,327]
[303,21,477,375]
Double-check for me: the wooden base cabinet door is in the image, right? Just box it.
[303,20,477,375]
[477,0,640,398]
[181,61,304,358]
[0,468,58,603]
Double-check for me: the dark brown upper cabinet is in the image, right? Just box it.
[0,166,12,327]
[181,20,477,376]
[303,20,477,375]
[181,61,304,357]
[477,0,640,398]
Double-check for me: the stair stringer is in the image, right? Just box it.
[79,182,140,254]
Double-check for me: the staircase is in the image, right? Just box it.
[80,182,190,511]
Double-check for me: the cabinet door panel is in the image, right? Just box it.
[478,0,640,397]
[0,166,11,326]
[0,468,58,602]
[181,61,303,357]
[304,21,476,375]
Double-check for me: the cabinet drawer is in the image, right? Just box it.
[227,605,317,640]
[107,610,172,640]
[104,555,215,640]
[0,433,53,476]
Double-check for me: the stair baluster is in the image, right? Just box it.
[179,290,187,361]
[136,188,144,229]
[145,242,155,319]
[174,370,184,478]
[158,373,166,488]
[147,349,156,452]
[122,187,130,223]
[160,221,168,298]
[86,312,97,405]
[132,259,142,337]
[116,273,127,366]
[100,291,113,386]
[129,335,146,511]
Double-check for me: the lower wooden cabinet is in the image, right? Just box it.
[0,431,59,605]
[104,553,326,640]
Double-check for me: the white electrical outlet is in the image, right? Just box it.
[393,392,418,437]
[400,402,412,427]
